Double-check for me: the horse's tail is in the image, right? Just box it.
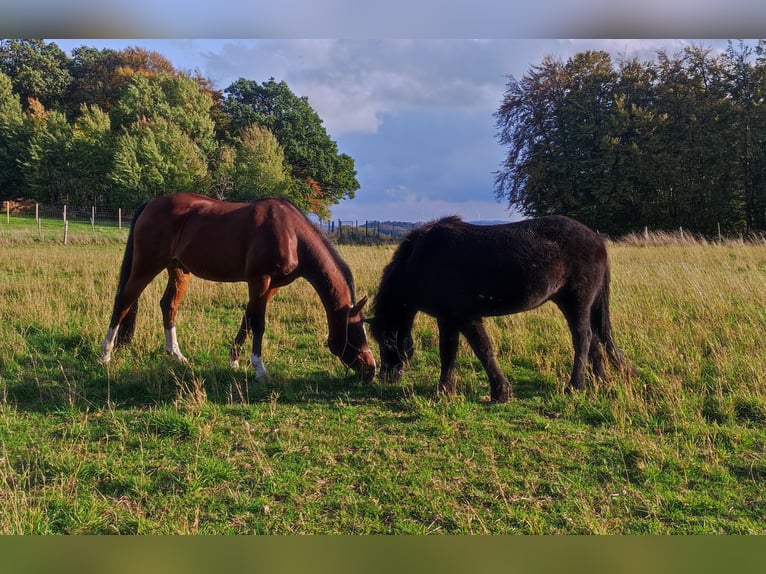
[111,203,147,347]
[592,261,627,369]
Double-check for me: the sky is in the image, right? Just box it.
[11,0,761,223]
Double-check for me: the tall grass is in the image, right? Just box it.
[1,237,765,533]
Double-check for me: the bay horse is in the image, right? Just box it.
[100,193,376,381]
[367,215,627,402]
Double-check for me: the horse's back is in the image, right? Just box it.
[131,193,305,282]
[392,215,608,316]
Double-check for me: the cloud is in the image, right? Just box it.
[199,39,519,135]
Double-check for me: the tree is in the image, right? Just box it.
[111,73,215,151]
[725,40,766,232]
[607,55,664,233]
[67,46,178,116]
[70,104,114,205]
[229,124,294,202]
[109,117,208,207]
[19,99,75,204]
[652,45,740,233]
[0,39,71,111]
[223,78,359,215]
[0,71,24,199]
[494,52,620,230]
[495,43,758,235]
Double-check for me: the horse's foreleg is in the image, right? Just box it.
[229,314,248,368]
[436,319,460,396]
[245,277,277,380]
[461,319,511,403]
[160,265,192,363]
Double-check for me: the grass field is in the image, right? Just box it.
[1,223,766,534]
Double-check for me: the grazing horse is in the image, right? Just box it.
[367,215,627,402]
[100,193,376,380]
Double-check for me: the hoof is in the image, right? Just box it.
[166,349,189,363]
[250,354,269,381]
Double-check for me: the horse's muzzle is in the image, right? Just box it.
[378,363,403,384]
[350,351,376,381]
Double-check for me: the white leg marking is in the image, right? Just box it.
[164,326,188,363]
[100,326,119,363]
[250,354,269,380]
[230,358,240,369]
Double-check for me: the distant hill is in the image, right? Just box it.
[468,220,509,226]
[371,219,515,236]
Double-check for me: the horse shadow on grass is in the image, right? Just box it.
[1,330,561,414]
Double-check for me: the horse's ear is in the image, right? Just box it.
[350,295,369,316]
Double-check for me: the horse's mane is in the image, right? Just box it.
[373,215,463,315]
[290,202,357,301]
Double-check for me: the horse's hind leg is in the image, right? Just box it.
[564,310,593,391]
[436,318,460,396]
[101,270,162,363]
[461,319,511,403]
[160,264,192,362]
[589,332,607,380]
[229,313,248,368]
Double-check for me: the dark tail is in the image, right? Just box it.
[111,203,147,347]
[591,262,627,369]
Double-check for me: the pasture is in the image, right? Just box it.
[1,224,766,534]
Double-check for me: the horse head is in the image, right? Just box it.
[365,313,414,384]
[328,295,376,381]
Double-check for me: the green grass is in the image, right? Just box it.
[0,214,129,244]
[1,234,766,533]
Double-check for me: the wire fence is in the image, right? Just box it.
[2,201,418,245]
[2,200,137,244]
[316,219,418,244]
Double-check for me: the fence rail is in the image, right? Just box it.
[316,218,418,244]
[2,201,137,244]
[2,201,418,245]
[4,200,136,226]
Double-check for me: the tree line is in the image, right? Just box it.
[494,41,766,236]
[0,39,358,217]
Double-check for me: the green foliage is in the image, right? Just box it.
[112,73,215,153]
[0,71,24,197]
[495,40,766,235]
[109,117,208,207]
[0,41,356,215]
[228,124,294,202]
[69,104,114,205]
[19,100,75,205]
[224,78,360,213]
[0,39,71,110]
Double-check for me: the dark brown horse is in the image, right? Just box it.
[101,193,376,380]
[368,215,627,402]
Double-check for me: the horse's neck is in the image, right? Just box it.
[298,238,353,327]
